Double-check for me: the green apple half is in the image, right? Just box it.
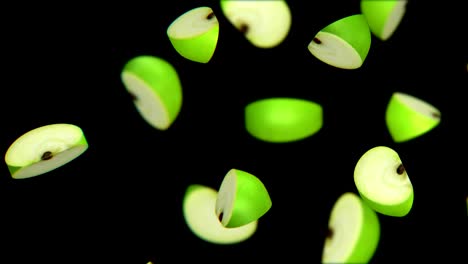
[386,91,441,143]
[245,97,323,143]
[215,169,272,228]
[220,0,292,48]
[167,6,219,63]
[322,192,380,264]
[121,56,183,130]
[4,123,88,179]
[361,0,408,41]
[308,14,371,69]
[183,184,258,244]
[354,146,414,217]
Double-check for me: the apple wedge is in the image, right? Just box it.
[215,169,272,228]
[220,0,292,48]
[322,192,380,264]
[354,146,414,217]
[308,14,371,69]
[361,0,408,41]
[4,123,88,179]
[121,55,183,130]
[167,6,219,63]
[183,184,258,244]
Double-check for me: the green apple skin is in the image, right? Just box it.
[182,184,257,244]
[386,92,441,143]
[323,192,380,264]
[245,98,323,143]
[360,0,407,41]
[167,7,219,63]
[320,14,371,65]
[220,0,292,48]
[5,124,88,179]
[359,190,413,218]
[121,56,182,130]
[217,169,272,228]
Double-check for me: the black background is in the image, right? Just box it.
[1,0,467,263]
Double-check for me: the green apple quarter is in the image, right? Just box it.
[244,97,323,143]
[4,123,88,179]
[322,192,380,264]
[215,168,272,228]
[167,6,219,63]
[354,146,414,217]
[386,91,441,143]
[308,14,371,69]
[220,0,292,48]
[121,55,183,130]
[182,184,258,244]
[361,0,408,41]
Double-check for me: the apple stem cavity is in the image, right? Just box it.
[396,164,405,175]
[41,151,53,160]
[313,37,322,44]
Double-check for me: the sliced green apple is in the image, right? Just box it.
[220,0,292,48]
[354,146,414,217]
[183,184,258,244]
[167,6,219,63]
[322,192,380,264]
[361,0,408,41]
[244,97,323,143]
[308,14,371,69]
[121,56,183,130]
[386,91,441,143]
[215,169,272,228]
[4,123,88,179]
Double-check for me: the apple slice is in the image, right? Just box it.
[322,192,380,264]
[183,184,258,244]
[360,0,408,41]
[386,91,441,143]
[121,56,183,130]
[244,97,323,143]
[4,123,88,179]
[308,14,371,69]
[220,0,292,48]
[167,6,219,63]
[215,169,272,228]
[354,146,414,217]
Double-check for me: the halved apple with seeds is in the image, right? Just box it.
[4,123,88,179]
[215,169,272,228]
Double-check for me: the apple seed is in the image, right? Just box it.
[396,164,405,175]
[129,92,137,101]
[218,212,224,222]
[313,37,322,44]
[326,227,333,240]
[239,23,249,34]
[206,12,215,20]
[432,112,441,118]
[41,151,53,160]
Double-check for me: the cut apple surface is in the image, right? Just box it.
[354,146,414,217]
[386,92,441,143]
[4,123,88,179]
[167,6,219,63]
[183,184,258,244]
[245,97,323,143]
[322,192,380,264]
[308,14,371,69]
[361,0,408,41]
[220,0,292,48]
[215,169,272,228]
[121,56,183,130]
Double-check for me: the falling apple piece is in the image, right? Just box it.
[360,0,408,41]
[167,6,220,63]
[4,123,88,179]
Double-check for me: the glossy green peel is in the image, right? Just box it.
[386,92,441,143]
[322,192,380,263]
[245,98,323,143]
[216,169,272,228]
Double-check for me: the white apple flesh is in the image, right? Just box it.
[354,146,414,217]
[4,123,88,179]
[322,192,380,264]
[167,6,219,63]
[183,184,257,244]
